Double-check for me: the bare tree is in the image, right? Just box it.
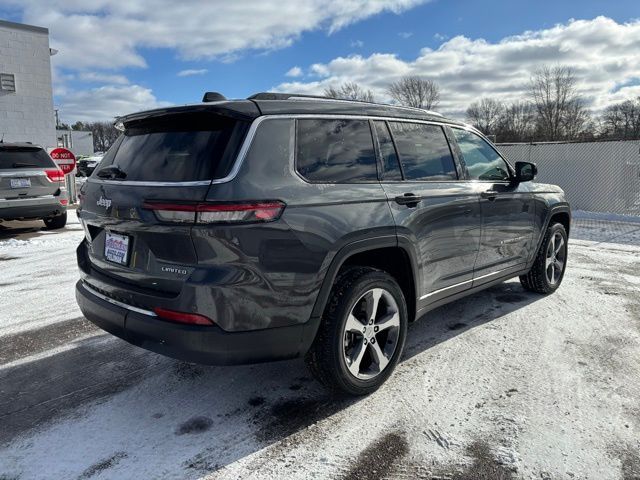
[83,121,120,152]
[387,76,440,110]
[323,82,375,102]
[600,97,640,139]
[562,98,591,139]
[497,101,536,142]
[530,65,589,141]
[465,98,504,135]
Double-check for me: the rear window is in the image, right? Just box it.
[0,147,55,170]
[296,119,377,183]
[95,113,248,182]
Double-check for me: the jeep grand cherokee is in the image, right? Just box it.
[75,92,570,395]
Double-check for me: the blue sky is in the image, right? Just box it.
[145,0,640,105]
[2,0,640,122]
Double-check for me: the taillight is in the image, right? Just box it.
[60,199,69,206]
[143,201,285,224]
[45,168,65,182]
[153,307,214,326]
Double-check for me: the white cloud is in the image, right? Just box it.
[58,84,171,123]
[350,39,364,48]
[274,17,640,117]
[398,31,413,39]
[9,0,430,71]
[177,69,208,77]
[285,66,303,77]
[310,63,331,77]
[433,32,447,41]
[78,72,130,84]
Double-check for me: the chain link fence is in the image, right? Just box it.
[497,139,640,217]
[497,139,640,246]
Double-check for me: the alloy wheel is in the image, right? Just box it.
[342,288,401,380]
[545,232,566,285]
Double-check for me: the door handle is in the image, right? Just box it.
[481,190,498,200]
[394,193,422,206]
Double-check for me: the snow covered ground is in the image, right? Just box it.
[0,213,639,479]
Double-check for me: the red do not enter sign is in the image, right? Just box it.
[49,147,76,175]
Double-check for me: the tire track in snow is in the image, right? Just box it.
[0,335,164,445]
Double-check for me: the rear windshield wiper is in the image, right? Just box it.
[12,162,39,168]
[96,165,127,180]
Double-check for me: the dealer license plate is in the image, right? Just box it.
[104,232,130,265]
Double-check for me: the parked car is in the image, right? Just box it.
[75,93,570,395]
[76,154,104,177]
[0,142,68,229]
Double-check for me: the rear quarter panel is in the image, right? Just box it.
[194,117,397,331]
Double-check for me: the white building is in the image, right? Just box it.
[0,19,56,149]
[56,129,95,156]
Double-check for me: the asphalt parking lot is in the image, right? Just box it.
[0,212,639,479]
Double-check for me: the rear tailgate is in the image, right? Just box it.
[78,110,251,295]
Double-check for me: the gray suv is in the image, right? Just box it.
[75,93,570,395]
[0,143,68,229]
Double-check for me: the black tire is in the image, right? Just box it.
[520,222,568,294]
[305,266,408,396]
[43,212,67,230]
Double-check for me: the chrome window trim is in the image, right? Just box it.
[87,178,213,187]
[418,265,524,301]
[82,282,157,317]
[419,280,473,301]
[86,114,470,187]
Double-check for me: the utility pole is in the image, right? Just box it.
[54,109,59,129]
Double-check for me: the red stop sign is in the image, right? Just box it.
[49,147,76,175]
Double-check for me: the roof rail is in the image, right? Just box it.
[248,92,329,101]
[247,92,443,116]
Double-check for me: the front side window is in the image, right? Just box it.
[388,122,457,181]
[452,128,511,181]
[296,119,377,183]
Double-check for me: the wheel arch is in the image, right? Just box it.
[530,203,571,266]
[310,237,419,324]
[549,209,571,236]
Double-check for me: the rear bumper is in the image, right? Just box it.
[0,196,66,220]
[76,280,316,365]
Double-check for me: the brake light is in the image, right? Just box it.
[60,199,69,206]
[45,168,65,182]
[143,201,285,224]
[153,307,214,326]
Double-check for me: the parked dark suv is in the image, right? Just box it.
[75,93,570,395]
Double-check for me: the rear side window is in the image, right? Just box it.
[373,121,402,181]
[296,119,377,183]
[0,147,55,169]
[388,122,457,181]
[96,113,248,182]
[451,128,511,181]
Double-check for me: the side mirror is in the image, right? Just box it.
[514,161,537,183]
